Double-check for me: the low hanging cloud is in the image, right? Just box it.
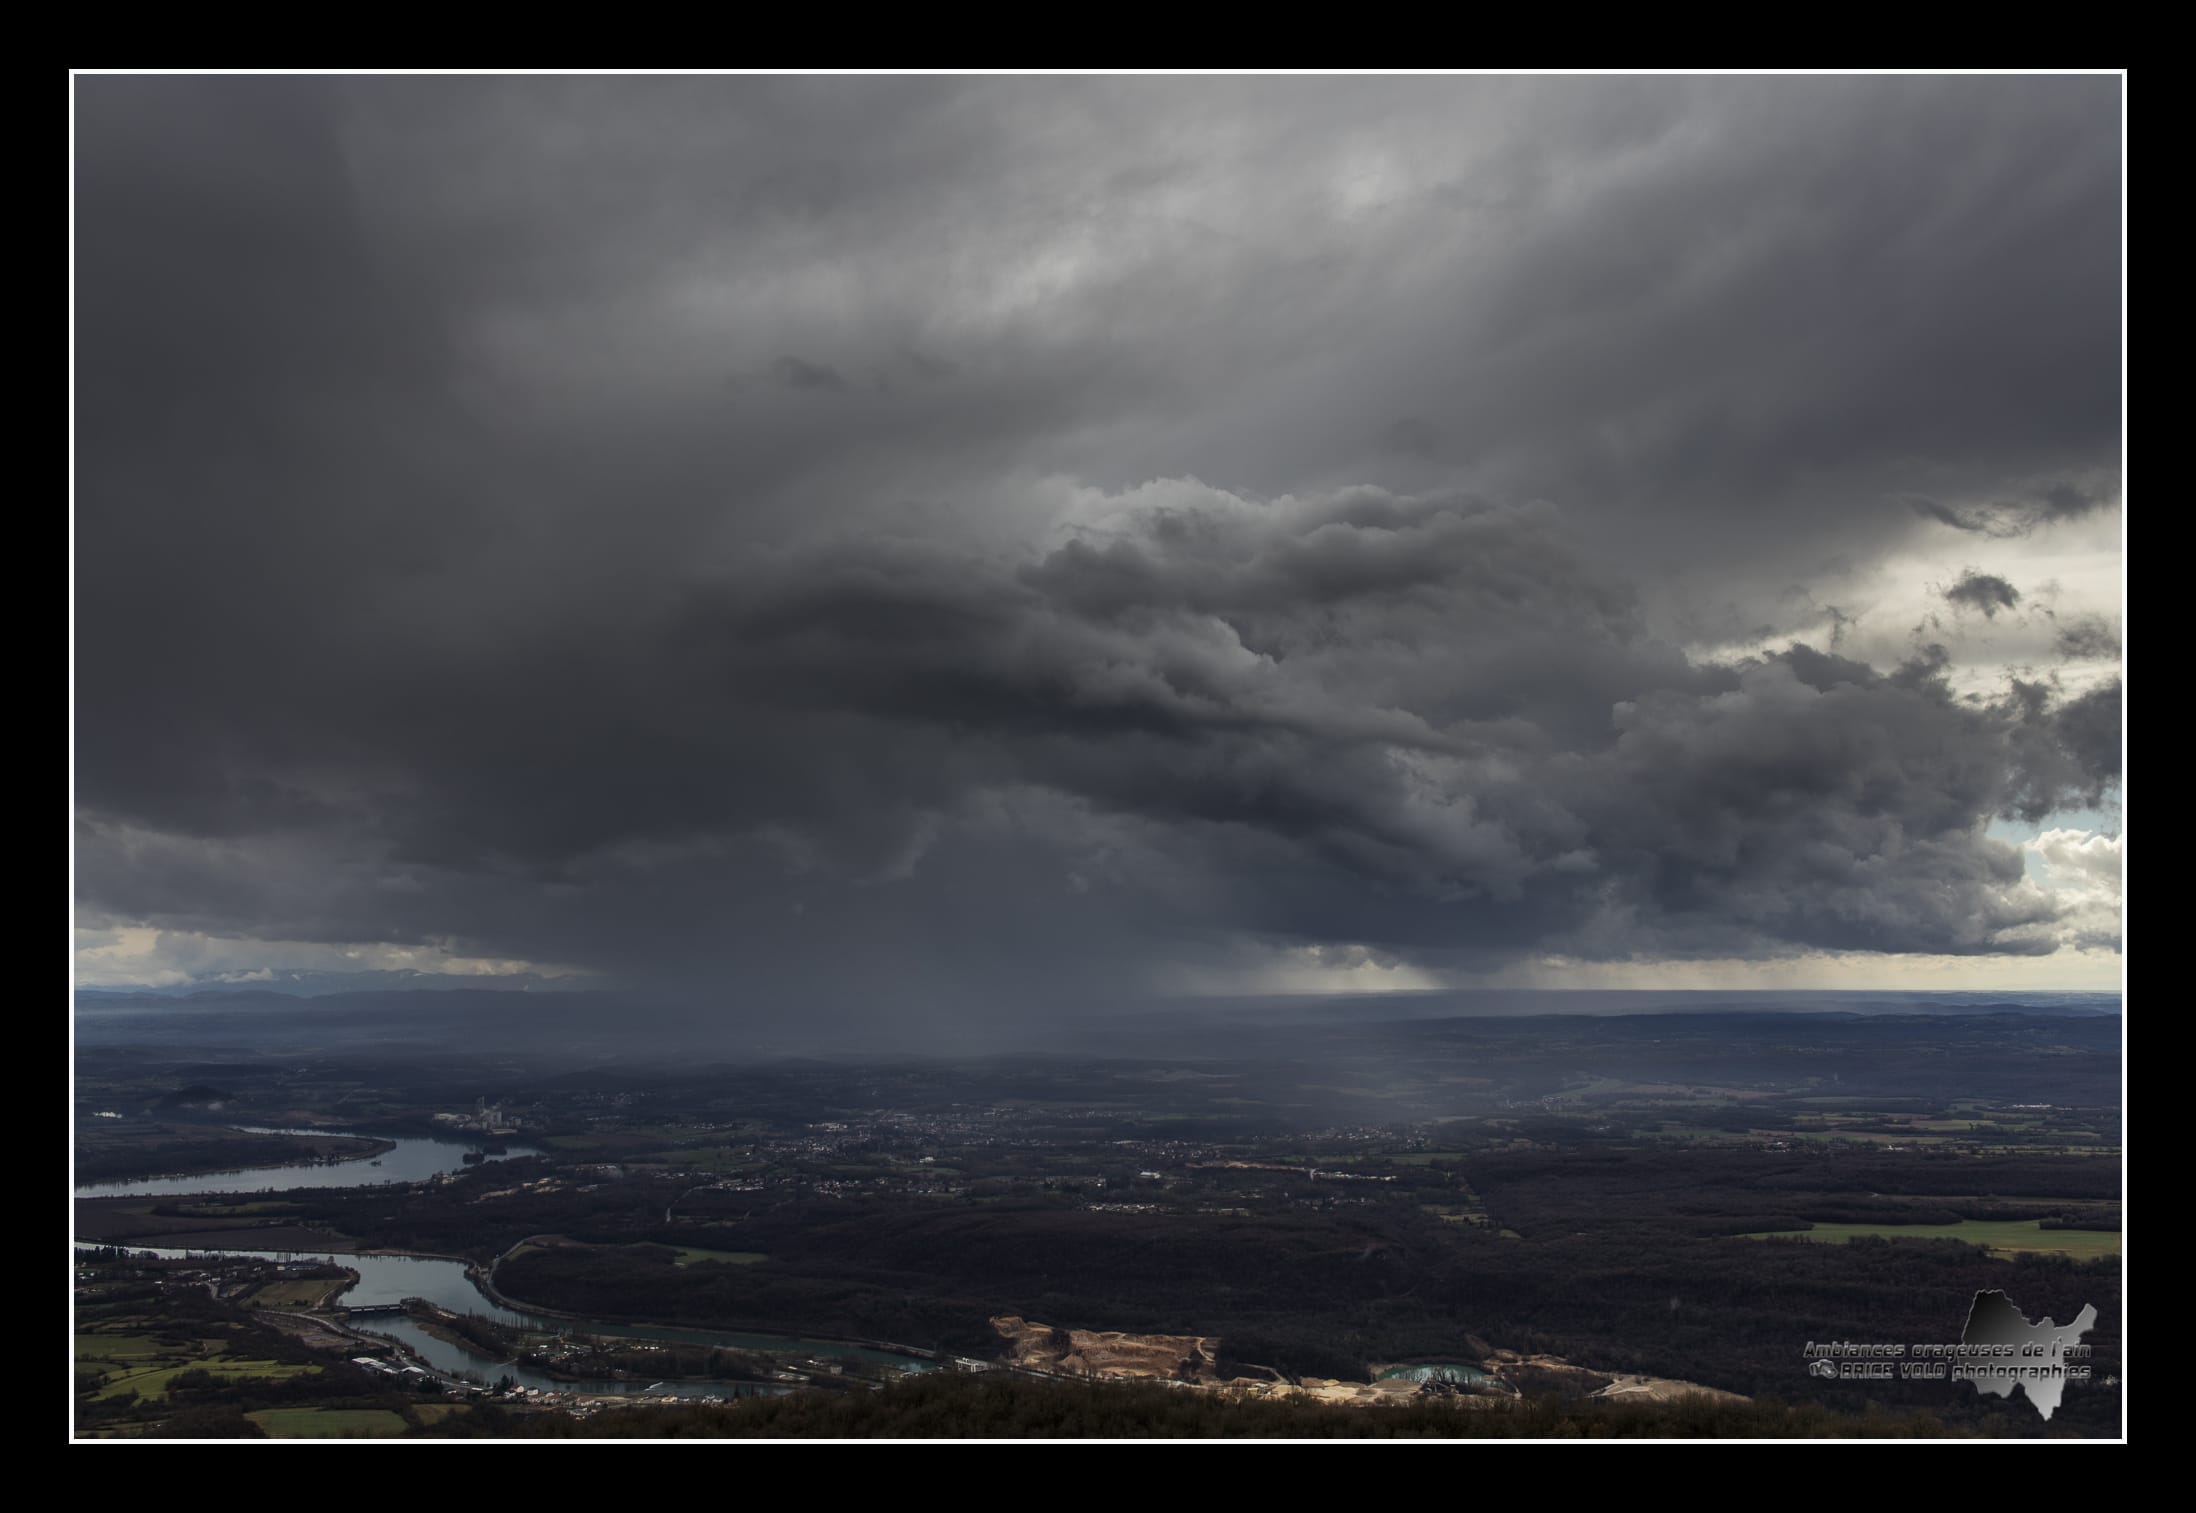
[1942,570,2022,617]
[2053,613,2122,661]
[1906,482,2115,539]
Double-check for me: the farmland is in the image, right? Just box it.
[1739,1219,2120,1260]
[77,1321,325,1403]
[245,1408,410,1438]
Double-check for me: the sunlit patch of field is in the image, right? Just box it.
[246,1407,409,1438]
[1419,1205,1490,1226]
[1736,1219,2119,1259]
[672,1247,768,1266]
[84,1350,320,1401]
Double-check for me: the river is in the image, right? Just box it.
[75,1125,936,1396]
[75,1127,530,1199]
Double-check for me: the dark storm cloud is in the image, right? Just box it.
[2048,681,2124,791]
[1997,678,2123,824]
[2054,614,2122,661]
[76,481,2117,985]
[2039,482,2110,522]
[73,75,2123,998]
[1904,481,2115,540]
[1943,571,2022,617]
[1906,496,2009,535]
[770,354,848,392]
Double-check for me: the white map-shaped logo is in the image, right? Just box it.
[1957,1289,2098,1421]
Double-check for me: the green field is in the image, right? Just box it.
[661,1145,764,1171]
[1773,1128,1957,1145]
[1789,1097,1929,1107]
[76,1332,166,1362]
[1420,1205,1482,1224]
[1738,1219,2119,1259]
[541,1132,672,1153]
[672,1246,767,1266]
[246,1279,343,1309]
[409,1402,471,1425]
[77,1315,331,1404]
[77,1328,325,1401]
[98,1359,319,1400]
[246,1408,409,1438]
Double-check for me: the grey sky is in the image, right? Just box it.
[73,74,2123,1005]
